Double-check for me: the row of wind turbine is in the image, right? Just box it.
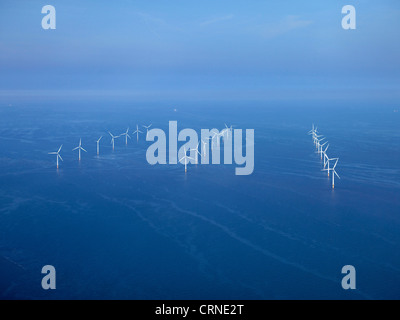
[48,124,233,173]
[308,124,340,189]
[49,124,151,167]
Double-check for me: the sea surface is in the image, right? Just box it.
[0,100,399,299]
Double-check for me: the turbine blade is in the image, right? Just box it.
[81,147,87,152]
[334,159,339,168]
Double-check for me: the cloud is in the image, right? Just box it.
[200,14,234,26]
[258,15,313,38]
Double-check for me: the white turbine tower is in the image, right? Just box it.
[96,136,102,155]
[190,142,201,164]
[132,125,143,142]
[201,139,209,158]
[108,131,118,150]
[121,127,131,145]
[179,147,194,173]
[143,124,152,139]
[211,131,218,149]
[48,145,63,169]
[72,138,87,161]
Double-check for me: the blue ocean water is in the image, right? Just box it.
[0,100,399,299]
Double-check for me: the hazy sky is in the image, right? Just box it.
[0,0,399,102]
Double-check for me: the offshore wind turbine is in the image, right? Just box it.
[108,131,118,150]
[315,135,324,144]
[211,131,218,148]
[331,158,340,189]
[143,124,152,139]
[120,127,131,145]
[315,137,325,151]
[96,136,102,155]
[310,126,319,139]
[308,124,316,136]
[318,141,328,159]
[323,157,338,178]
[201,139,209,158]
[48,145,63,169]
[224,124,234,139]
[322,144,329,168]
[211,130,223,148]
[132,125,143,142]
[190,142,201,164]
[72,138,87,161]
[314,134,323,146]
[179,147,194,173]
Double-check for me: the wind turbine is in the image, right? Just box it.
[224,124,234,139]
[179,147,194,173]
[318,141,328,159]
[315,137,325,151]
[315,134,323,142]
[201,139,209,158]
[132,125,143,142]
[48,145,63,169]
[308,124,316,135]
[120,127,131,145]
[96,136,102,155]
[323,157,338,178]
[310,126,319,140]
[143,124,152,139]
[211,130,223,148]
[190,142,201,164]
[108,131,118,150]
[331,158,340,189]
[322,144,329,168]
[211,131,218,148]
[72,138,87,161]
